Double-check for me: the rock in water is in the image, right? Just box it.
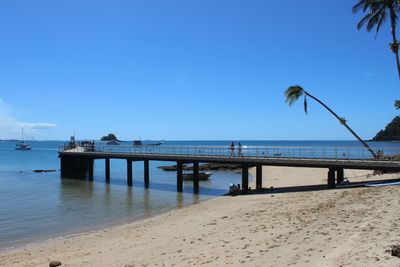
[49,260,62,267]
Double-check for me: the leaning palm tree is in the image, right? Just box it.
[353,0,400,79]
[285,86,378,158]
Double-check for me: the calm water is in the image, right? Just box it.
[0,140,398,250]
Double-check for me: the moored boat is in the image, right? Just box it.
[183,171,212,181]
[133,139,163,146]
[15,129,31,150]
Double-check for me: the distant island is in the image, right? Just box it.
[100,133,121,142]
[373,116,400,141]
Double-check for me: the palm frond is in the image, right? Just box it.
[375,10,387,37]
[284,86,304,106]
[353,0,369,13]
[395,99,400,109]
[357,13,372,29]
[354,0,392,35]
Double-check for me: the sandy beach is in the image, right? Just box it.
[1,166,400,266]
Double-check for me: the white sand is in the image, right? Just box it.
[1,167,400,266]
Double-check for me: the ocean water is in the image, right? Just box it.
[0,140,398,250]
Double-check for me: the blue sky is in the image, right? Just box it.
[0,0,398,140]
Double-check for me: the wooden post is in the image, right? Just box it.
[193,162,199,194]
[144,160,149,188]
[336,168,344,184]
[256,165,263,189]
[327,168,335,189]
[88,158,94,180]
[242,164,249,192]
[127,159,133,186]
[105,158,110,183]
[177,162,183,192]
[60,156,66,178]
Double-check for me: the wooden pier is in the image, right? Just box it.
[59,144,400,194]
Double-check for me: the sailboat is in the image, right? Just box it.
[15,129,31,150]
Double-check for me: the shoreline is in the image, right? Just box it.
[0,169,237,254]
[1,167,400,266]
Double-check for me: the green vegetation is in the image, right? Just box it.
[373,116,400,141]
[353,0,400,79]
[284,85,377,158]
[100,133,119,142]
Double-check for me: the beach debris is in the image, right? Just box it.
[49,260,62,267]
[388,244,400,257]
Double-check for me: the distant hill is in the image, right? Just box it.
[373,116,400,141]
[100,133,120,142]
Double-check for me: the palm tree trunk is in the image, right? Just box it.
[389,4,400,80]
[305,91,378,159]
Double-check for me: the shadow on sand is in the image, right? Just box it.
[229,177,400,196]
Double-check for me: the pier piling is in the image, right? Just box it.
[105,158,110,183]
[193,162,199,194]
[242,164,249,192]
[336,168,344,184]
[177,162,183,192]
[127,160,133,186]
[88,159,94,181]
[256,165,263,189]
[144,160,149,188]
[327,168,336,189]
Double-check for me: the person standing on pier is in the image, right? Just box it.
[238,142,242,157]
[229,142,235,157]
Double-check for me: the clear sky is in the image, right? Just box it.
[0,0,398,140]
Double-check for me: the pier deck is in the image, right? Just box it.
[59,144,400,193]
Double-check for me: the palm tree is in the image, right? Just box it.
[353,0,400,79]
[285,85,378,158]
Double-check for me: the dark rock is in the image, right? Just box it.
[49,260,62,267]
[390,244,400,257]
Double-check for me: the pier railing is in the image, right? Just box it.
[59,144,400,162]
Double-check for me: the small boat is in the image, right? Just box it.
[183,171,212,181]
[15,129,31,150]
[33,169,56,173]
[133,139,163,146]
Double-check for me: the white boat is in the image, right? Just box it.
[15,129,31,150]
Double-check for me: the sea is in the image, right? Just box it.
[0,140,399,251]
